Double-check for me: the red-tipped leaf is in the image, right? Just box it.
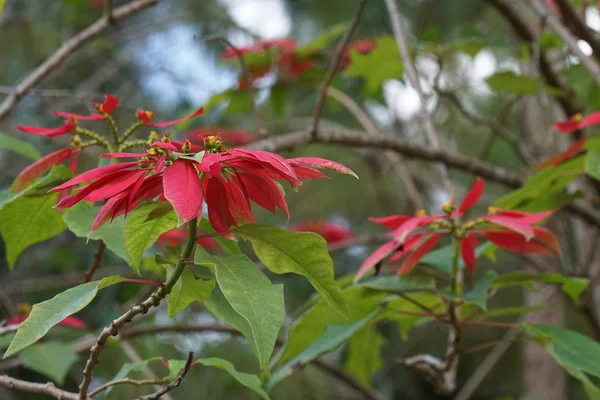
[12,147,79,192]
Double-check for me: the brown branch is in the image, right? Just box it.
[206,35,267,137]
[88,377,169,398]
[0,375,79,400]
[527,0,600,84]
[0,0,157,121]
[83,241,106,283]
[554,0,600,60]
[312,359,383,400]
[135,352,193,400]
[383,0,453,195]
[311,0,367,138]
[247,128,600,229]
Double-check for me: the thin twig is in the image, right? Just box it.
[311,0,367,138]
[135,352,194,400]
[83,241,106,283]
[0,0,157,121]
[383,0,453,196]
[526,0,600,85]
[0,375,79,400]
[205,35,267,137]
[554,0,600,61]
[88,377,169,397]
[312,359,383,400]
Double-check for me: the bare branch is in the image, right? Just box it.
[311,0,367,138]
[83,241,106,283]
[0,0,157,121]
[88,377,169,398]
[135,352,194,400]
[0,375,79,400]
[105,0,115,24]
[554,0,600,60]
[326,86,424,210]
[383,0,453,195]
[206,35,267,137]
[312,359,383,400]
[526,0,600,85]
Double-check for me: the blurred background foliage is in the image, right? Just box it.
[1,0,599,399]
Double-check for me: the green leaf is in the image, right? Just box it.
[196,249,284,371]
[463,270,498,311]
[493,272,589,303]
[20,341,78,384]
[63,202,131,265]
[344,326,385,385]
[345,35,403,95]
[0,0,5,14]
[0,165,73,211]
[233,224,348,318]
[167,268,215,317]
[5,276,124,357]
[105,357,163,399]
[522,324,600,380]
[486,71,565,96]
[421,243,491,274]
[269,84,289,118]
[585,150,600,181]
[295,22,348,56]
[0,192,66,268]
[0,132,41,160]
[276,286,387,365]
[269,308,381,390]
[170,357,271,400]
[124,202,178,272]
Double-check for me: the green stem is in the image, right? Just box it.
[120,139,150,151]
[106,114,120,146]
[76,127,112,151]
[164,218,197,292]
[121,121,144,142]
[450,235,461,296]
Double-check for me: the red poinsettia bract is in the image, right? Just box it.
[50,134,357,233]
[292,221,355,244]
[157,228,219,250]
[356,178,560,279]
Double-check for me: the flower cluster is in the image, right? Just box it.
[356,178,560,279]
[50,133,357,233]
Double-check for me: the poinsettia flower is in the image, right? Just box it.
[54,94,119,121]
[17,118,77,137]
[50,133,357,233]
[7,314,85,329]
[552,112,600,133]
[136,106,204,127]
[357,178,559,279]
[157,228,219,250]
[292,221,355,244]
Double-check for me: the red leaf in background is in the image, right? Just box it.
[12,147,80,192]
[461,234,478,274]
[481,231,552,254]
[7,314,86,329]
[292,221,355,244]
[356,240,401,280]
[163,160,203,222]
[368,215,412,229]
[534,137,587,170]
[459,177,484,213]
[17,119,77,137]
[397,233,441,276]
[54,110,105,121]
